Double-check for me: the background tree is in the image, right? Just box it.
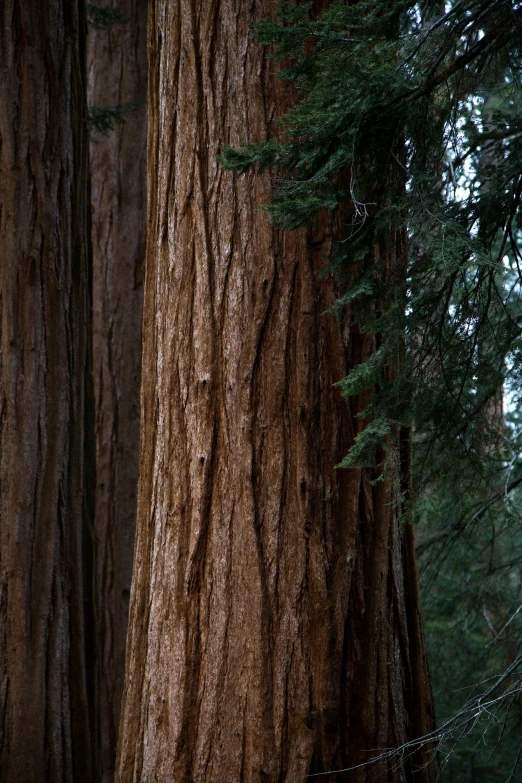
[116,2,435,781]
[0,1,97,779]
[87,3,147,778]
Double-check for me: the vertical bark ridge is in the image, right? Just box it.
[0,1,96,779]
[117,2,435,781]
[87,1,147,778]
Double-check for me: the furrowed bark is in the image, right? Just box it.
[0,1,96,780]
[117,2,435,781]
[87,2,147,778]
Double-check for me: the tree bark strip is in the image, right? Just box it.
[87,3,147,778]
[0,1,96,780]
[117,2,435,781]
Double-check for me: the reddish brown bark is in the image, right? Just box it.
[87,2,147,778]
[117,2,435,781]
[0,1,96,780]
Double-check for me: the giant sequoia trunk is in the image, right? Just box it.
[87,2,147,777]
[117,2,435,781]
[0,1,97,780]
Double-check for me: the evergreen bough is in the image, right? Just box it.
[88,103,141,138]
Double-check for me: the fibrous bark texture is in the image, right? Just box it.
[117,2,435,782]
[87,3,147,778]
[0,2,96,780]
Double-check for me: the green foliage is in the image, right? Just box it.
[218,140,280,174]
[336,416,393,468]
[418,478,522,780]
[86,4,129,29]
[88,103,141,138]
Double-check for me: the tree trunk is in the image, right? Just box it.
[87,3,147,778]
[117,2,435,781]
[0,2,97,780]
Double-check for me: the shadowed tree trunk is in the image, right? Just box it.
[0,1,97,780]
[87,2,147,778]
[117,2,435,781]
